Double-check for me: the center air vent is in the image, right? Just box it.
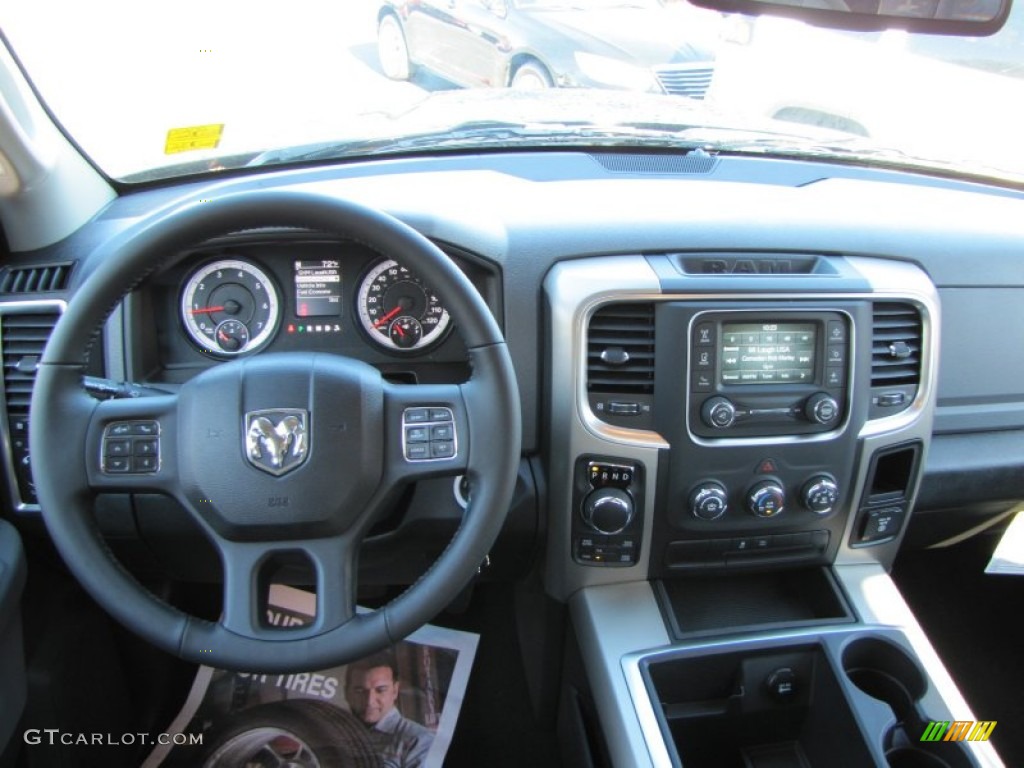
[869,302,921,418]
[1,310,62,507]
[586,303,655,428]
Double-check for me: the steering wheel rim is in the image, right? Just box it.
[30,189,521,673]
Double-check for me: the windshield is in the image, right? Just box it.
[2,0,1023,183]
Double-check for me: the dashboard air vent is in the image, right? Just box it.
[0,263,73,294]
[1,312,60,413]
[871,302,922,386]
[587,303,655,395]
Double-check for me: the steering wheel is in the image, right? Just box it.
[30,190,521,673]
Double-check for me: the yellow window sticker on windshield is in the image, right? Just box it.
[164,124,224,155]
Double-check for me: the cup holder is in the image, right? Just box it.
[842,637,976,768]
[842,636,926,724]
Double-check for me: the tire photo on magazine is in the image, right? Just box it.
[148,586,476,768]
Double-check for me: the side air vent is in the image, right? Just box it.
[869,302,921,418]
[0,310,61,507]
[0,263,73,294]
[2,312,59,412]
[586,303,655,428]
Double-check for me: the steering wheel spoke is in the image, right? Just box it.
[382,382,469,484]
[219,536,358,639]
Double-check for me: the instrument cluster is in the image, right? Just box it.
[167,238,476,363]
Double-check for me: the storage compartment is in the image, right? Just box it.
[655,567,854,639]
[645,644,875,768]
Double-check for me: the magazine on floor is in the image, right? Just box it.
[143,585,478,768]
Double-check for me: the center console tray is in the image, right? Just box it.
[655,567,855,640]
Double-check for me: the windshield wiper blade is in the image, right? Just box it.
[247,117,985,180]
[246,120,713,167]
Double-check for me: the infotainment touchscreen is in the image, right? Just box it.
[720,322,816,384]
[294,259,342,317]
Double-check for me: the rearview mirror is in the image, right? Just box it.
[688,0,1010,34]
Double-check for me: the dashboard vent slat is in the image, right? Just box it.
[587,303,655,395]
[871,302,922,386]
[1,312,61,413]
[0,263,73,294]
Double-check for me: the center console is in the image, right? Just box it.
[544,253,1002,767]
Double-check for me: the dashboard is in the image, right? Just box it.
[1,151,1023,564]
[1,147,1023,768]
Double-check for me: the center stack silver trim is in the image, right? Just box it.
[544,254,940,601]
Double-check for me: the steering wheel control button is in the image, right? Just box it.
[690,482,729,521]
[431,441,455,459]
[747,481,785,518]
[133,456,158,472]
[802,476,839,515]
[405,426,430,443]
[105,456,131,473]
[402,407,457,462]
[133,439,159,456]
[431,424,454,441]
[102,421,161,474]
[105,439,131,457]
[406,444,430,460]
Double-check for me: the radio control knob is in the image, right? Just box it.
[690,482,728,521]
[747,481,786,518]
[702,397,737,429]
[802,476,839,515]
[804,392,840,426]
[581,488,634,535]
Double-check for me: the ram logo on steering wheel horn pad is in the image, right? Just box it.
[245,409,309,476]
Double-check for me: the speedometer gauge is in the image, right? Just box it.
[357,259,451,353]
[180,259,280,357]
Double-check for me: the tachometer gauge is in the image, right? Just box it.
[181,259,280,357]
[357,259,451,352]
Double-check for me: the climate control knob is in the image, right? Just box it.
[690,482,729,521]
[802,476,839,515]
[581,488,634,535]
[747,481,786,518]
[702,397,737,429]
[804,392,840,426]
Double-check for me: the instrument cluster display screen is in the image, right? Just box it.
[294,260,342,317]
[720,322,816,385]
